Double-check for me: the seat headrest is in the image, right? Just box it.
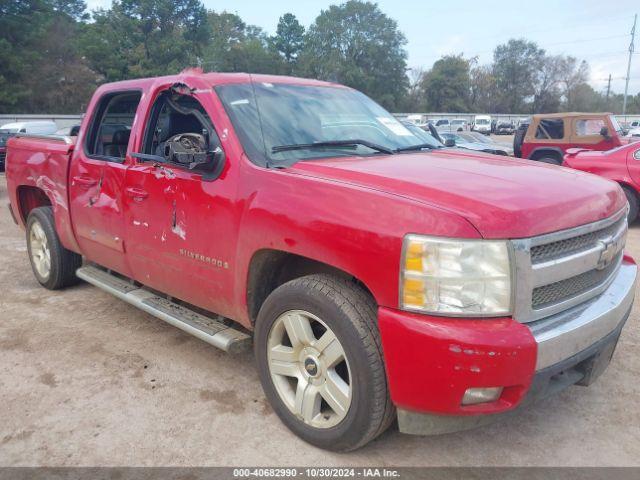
[112,129,130,145]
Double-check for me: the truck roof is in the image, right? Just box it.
[97,69,343,93]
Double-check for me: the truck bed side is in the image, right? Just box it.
[6,135,81,253]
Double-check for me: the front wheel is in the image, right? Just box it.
[26,207,82,289]
[254,274,394,451]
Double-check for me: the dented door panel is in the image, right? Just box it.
[68,158,131,276]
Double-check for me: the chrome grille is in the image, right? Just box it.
[0,152,5,164]
[530,216,626,264]
[531,253,622,308]
[512,208,627,323]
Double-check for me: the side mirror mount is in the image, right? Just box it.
[444,138,456,147]
[600,126,611,139]
[202,146,226,181]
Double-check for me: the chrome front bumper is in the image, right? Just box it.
[529,261,636,370]
[396,259,636,437]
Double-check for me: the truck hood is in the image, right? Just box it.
[287,149,625,239]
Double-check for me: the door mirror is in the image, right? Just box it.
[600,126,610,138]
[202,146,226,181]
[444,138,456,147]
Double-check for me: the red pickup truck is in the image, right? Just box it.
[5,70,637,451]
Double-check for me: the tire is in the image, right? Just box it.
[26,206,82,290]
[254,274,394,451]
[622,186,639,224]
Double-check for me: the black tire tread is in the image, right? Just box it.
[257,273,395,451]
[293,274,396,448]
[27,207,82,289]
[622,185,639,224]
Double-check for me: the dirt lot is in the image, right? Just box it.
[0,172,639,467]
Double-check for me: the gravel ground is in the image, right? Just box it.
[0,172,639,467]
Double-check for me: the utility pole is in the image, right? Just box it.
[622,14,637,118]
[606,73,612,102]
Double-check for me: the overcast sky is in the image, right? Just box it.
[85,0,640,94]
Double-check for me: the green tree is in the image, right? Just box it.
[0,1,50,111]
[0,0,94,113]
[299,0,408,110]
[272,13,305,72]
[81,0,209,81]
[203,11,284,73]
[493,39,545,113]
[469,62,497,113]
[421,55,470,112]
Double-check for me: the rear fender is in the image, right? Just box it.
[6,136,81,253]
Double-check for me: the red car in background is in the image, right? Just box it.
[564,141,640,223]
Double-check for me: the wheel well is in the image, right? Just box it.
[530,149,562,161]
[246,249,374,325]
[17,186,51,223]
[619,182,637,194]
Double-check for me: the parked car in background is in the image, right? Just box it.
[462,132,514,156]
[471,114,491,135]
[434,118,450,130]
[440,132,512,156]
[626,127,640,139]
[0,121,57,135]
[495,121,515,135]
[55,125,81,136]
[450,119,467,131]
[515,113,626,164]
[0,121,58,171]
[6,70,635,451]
[564,142,640,222]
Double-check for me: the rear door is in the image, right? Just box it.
[68,90,142,276]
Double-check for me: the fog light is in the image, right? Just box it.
[462,387,503,405]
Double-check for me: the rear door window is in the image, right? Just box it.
[85,91,142,161]
[535,119,564,139]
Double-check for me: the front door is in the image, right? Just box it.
[123,85,237,318]
[68,91,142,276]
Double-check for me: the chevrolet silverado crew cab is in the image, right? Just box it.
[5,70,637,451]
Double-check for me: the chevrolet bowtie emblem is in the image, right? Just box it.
[597,237,619,270]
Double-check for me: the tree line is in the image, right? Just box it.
[1,0,638,115]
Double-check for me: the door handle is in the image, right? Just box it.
[125,187,149,200]
[73,175,98,188]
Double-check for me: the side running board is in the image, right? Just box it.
[76,265,251,354]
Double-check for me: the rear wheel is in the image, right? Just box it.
[254,274,394,451]
[26,207,82,289]
[622,186,639,224]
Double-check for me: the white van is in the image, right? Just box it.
[472,115,492,135]
[0,121,58,135]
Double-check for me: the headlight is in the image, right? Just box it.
[400,235,512,316]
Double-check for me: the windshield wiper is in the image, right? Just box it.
[395,143,442,152]
[272,139,394,155]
